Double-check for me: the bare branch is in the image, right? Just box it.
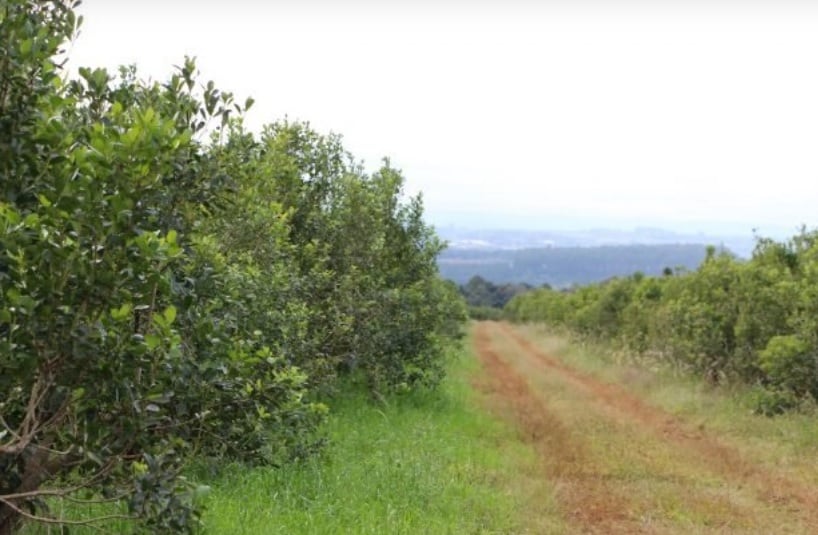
[57,492,131,506]
[0,496,136,529]
[0,412,24,452]
[0,486,128,504]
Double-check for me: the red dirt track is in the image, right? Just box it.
[472,321,818,534]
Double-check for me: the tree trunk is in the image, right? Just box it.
[0,504,22,535]
[0,449,62,534]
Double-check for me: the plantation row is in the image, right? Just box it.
[507,236,818,414]
[0,2,464,533]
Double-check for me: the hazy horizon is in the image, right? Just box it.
[427,211,798,239]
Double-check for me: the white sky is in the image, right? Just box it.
[68,1,818,236]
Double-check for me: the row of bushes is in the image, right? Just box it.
[0,2,465,533]
[506,237,818,414]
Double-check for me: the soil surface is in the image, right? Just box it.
[472,321,818,534]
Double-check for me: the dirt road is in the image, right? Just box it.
[472,321,818,534]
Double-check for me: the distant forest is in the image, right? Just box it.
[439,244,713,287]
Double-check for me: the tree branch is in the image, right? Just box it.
[0,496,135,530]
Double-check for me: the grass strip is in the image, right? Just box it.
[196,347,542,534]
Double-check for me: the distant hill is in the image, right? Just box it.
[438,244,712,287]
[436,226,756,257]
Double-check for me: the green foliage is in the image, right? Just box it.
[759,335,817,398]
[0,2,465,532]
[467,305,505,321]
[458,275,533,309]
[506,232,818,412]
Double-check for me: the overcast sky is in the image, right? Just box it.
[68,1,818,236]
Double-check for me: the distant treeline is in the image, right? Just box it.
[506,234,818,414]
[439,244,711,287]
[458,276,535,319]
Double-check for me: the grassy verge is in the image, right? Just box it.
[20,343,541,534]
[196,345,537,534]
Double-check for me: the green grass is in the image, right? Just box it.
[19,345,542,534]
[196,350,537,534]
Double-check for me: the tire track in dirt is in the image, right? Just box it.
[473,323,651,534]
[496,322,818,528]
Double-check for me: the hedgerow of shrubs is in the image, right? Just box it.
[506,239,818,414]
[0,2,466,532]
